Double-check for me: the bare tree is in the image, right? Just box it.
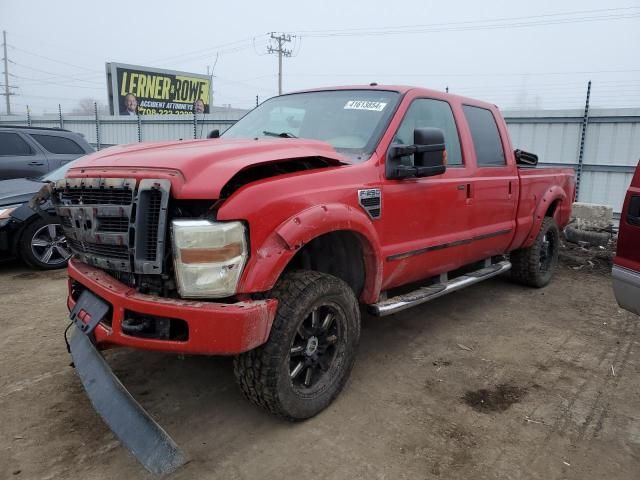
[71,98,109,116]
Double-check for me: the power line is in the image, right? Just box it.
[11,73,103,90]
[295,7,640,38]
[11,61,104,85]
[8,45,103,74]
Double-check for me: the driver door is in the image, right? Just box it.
[380,98,474,290]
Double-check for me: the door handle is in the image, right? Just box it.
[456,184,466,191]
[28,161,45,166]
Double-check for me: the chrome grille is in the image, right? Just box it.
[97,217,129,233]
[53,177,170,274]
[57,187,133,205]
[144,189,161,261]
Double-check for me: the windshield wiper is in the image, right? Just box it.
[262,130,297,138]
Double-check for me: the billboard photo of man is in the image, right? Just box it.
[122,93,138,116]
[195,98,205,114]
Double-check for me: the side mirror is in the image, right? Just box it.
[207,129,220,139]
[514,149,538,167]
[386,127,447,179]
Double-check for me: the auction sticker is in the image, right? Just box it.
[344,100,387,111]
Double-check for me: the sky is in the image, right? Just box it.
[1,0,639,115]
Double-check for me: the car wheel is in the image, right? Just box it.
[234,270,361,420]
[19,217,71,270]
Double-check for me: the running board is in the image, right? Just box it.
[369,260,512,317]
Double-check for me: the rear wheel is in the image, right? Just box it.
[19,217,71,270]
[234,270,360,420]
[510,217,560,287]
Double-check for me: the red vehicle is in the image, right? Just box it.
[613,160,640,315]
[50,86,575,473]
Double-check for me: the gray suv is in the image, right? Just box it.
[0,126,93,180]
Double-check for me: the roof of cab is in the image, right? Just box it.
[286,84,499,110]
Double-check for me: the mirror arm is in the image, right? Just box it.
[389,143,446,158]
[388,164,446,179]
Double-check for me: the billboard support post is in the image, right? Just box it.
[137,111,142,143]
[94,102,101,151]
[58,104,64,129]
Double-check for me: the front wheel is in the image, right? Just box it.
[234,271,360,420]
[19,217,71,270]
[510,217,560,287]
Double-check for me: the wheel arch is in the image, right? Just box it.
[237,203,383,303]
[521,186,567,249]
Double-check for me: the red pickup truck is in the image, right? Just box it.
[51,85,575,473]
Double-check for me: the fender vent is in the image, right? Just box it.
[358,189,382,219]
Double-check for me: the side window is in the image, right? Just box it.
[393,99,463,166]
[31,134,85,154]
[0,132,34,156]
[462,105,506,166]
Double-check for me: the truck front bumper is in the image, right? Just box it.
[69,324,186,475]
[67,258,278,355]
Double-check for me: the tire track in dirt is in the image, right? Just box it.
[521,313,636,467]
[577,318,638,441]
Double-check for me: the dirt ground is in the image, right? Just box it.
[1,259,638,480]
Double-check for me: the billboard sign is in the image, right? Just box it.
[106,62,211,115]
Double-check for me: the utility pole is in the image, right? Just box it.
[2,30,16,115]
[267,33,294,95]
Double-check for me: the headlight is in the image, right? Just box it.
[171,219,248,298]
[0,204,21,219]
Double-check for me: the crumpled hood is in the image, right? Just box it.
[65,138,349,199]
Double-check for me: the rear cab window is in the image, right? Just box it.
[0,132,34,156]
[462,105,506,167]
[30,134,85,154]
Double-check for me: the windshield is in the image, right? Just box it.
[223,90,400,161]
[39,159,80,182]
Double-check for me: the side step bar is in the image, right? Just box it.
[369,260,512,317]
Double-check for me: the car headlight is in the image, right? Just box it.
[0,204,22,219]
[171,219,248,298]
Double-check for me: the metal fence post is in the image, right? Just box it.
[58,104,64,129]
[26,106,31,126]
[137,110,142,142]
[193,102,197,139]
[94,102,101,151]
[575,80,591,201]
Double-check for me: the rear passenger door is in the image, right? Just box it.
[462,105,517,261]
[0,131,48,180]
[30,133,88,171]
